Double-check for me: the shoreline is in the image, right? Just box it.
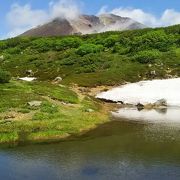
[0,82,117,147]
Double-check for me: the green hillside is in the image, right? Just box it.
[0,25,179,86]
[0,25,179,145]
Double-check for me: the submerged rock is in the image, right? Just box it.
[137,103,144,111]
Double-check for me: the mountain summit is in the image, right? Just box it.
[20,14,146,37]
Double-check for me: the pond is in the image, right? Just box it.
[1,110,180,180]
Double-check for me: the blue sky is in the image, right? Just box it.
[1,0,180,39]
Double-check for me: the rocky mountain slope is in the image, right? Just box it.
[20,14,146,37]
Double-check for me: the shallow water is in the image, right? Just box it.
[1,113,180,179]
[112,107,180,123]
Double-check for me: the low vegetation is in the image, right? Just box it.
[0,24,179,86]
[0,25,179,144]
[0,81,109,144]
[0,69,11,83]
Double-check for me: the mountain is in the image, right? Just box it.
[20,14,146,37]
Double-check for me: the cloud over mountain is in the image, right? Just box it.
[6,0,82,37]
[98,6,180,27]
[5,0,180,38]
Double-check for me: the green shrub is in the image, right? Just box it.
[76,44,104,56]
[55,37,82,51]
[31,38,56,52]
[40,102,58,114]
[113,44,130,54]
[0,69,11,83]
[131,30,176,52]
[132,50,161,64]
[6,47,21,54]
[103,35,119,48]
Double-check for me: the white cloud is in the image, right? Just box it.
[49,0,81,20]
[6,0,81,38]
[6,4,49,37]
[161,9,180,26]
[98,7,180,27]
[5,2,180,39]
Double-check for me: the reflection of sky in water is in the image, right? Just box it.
[112,108,180,123]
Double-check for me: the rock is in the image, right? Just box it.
[154,99,167,107]
[4,115,15,120]
[54,77,62,83]
[0,55,4,60]
[85,109,95,113]
[97,98,117,103]
[26,70,34,76]
[150,70,156,76]
[28,101,42,107]
[136,103,144,111]
[79,87,90,93]
[165,74,173,79]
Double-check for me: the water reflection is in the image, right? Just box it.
[112,107,180,123]
[1,116,180,179]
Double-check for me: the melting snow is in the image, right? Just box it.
[96,78,180,107]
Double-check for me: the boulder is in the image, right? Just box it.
[0,55,4,60]
[85,109,95,113]
[136,103,144,111]
[150,70,156,76]
[54,77,62,83]
[154,99,167,107]
[26,70,34,76]
[28,101,42,107]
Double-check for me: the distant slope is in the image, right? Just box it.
[20,14,146,37]
[1,24,179,87]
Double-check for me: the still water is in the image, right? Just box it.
[1,109,180,180]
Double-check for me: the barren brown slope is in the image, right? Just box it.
[21,18,76,37]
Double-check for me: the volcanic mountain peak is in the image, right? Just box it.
[20,14,146,37]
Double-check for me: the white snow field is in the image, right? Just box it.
[96,78,180,107]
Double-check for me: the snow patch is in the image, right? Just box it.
[19,77,37,82]
[96,78,180,107]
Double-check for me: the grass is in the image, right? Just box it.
[0,80,110,144]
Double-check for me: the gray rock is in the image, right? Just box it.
[54,77,62,83]
[28,101,42,107]
[136,103,144,111]
[85,109,95,113]
[154,99,167,107]
[150,70,156,76]
[0,55,4,60]
[26,70,34,76]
